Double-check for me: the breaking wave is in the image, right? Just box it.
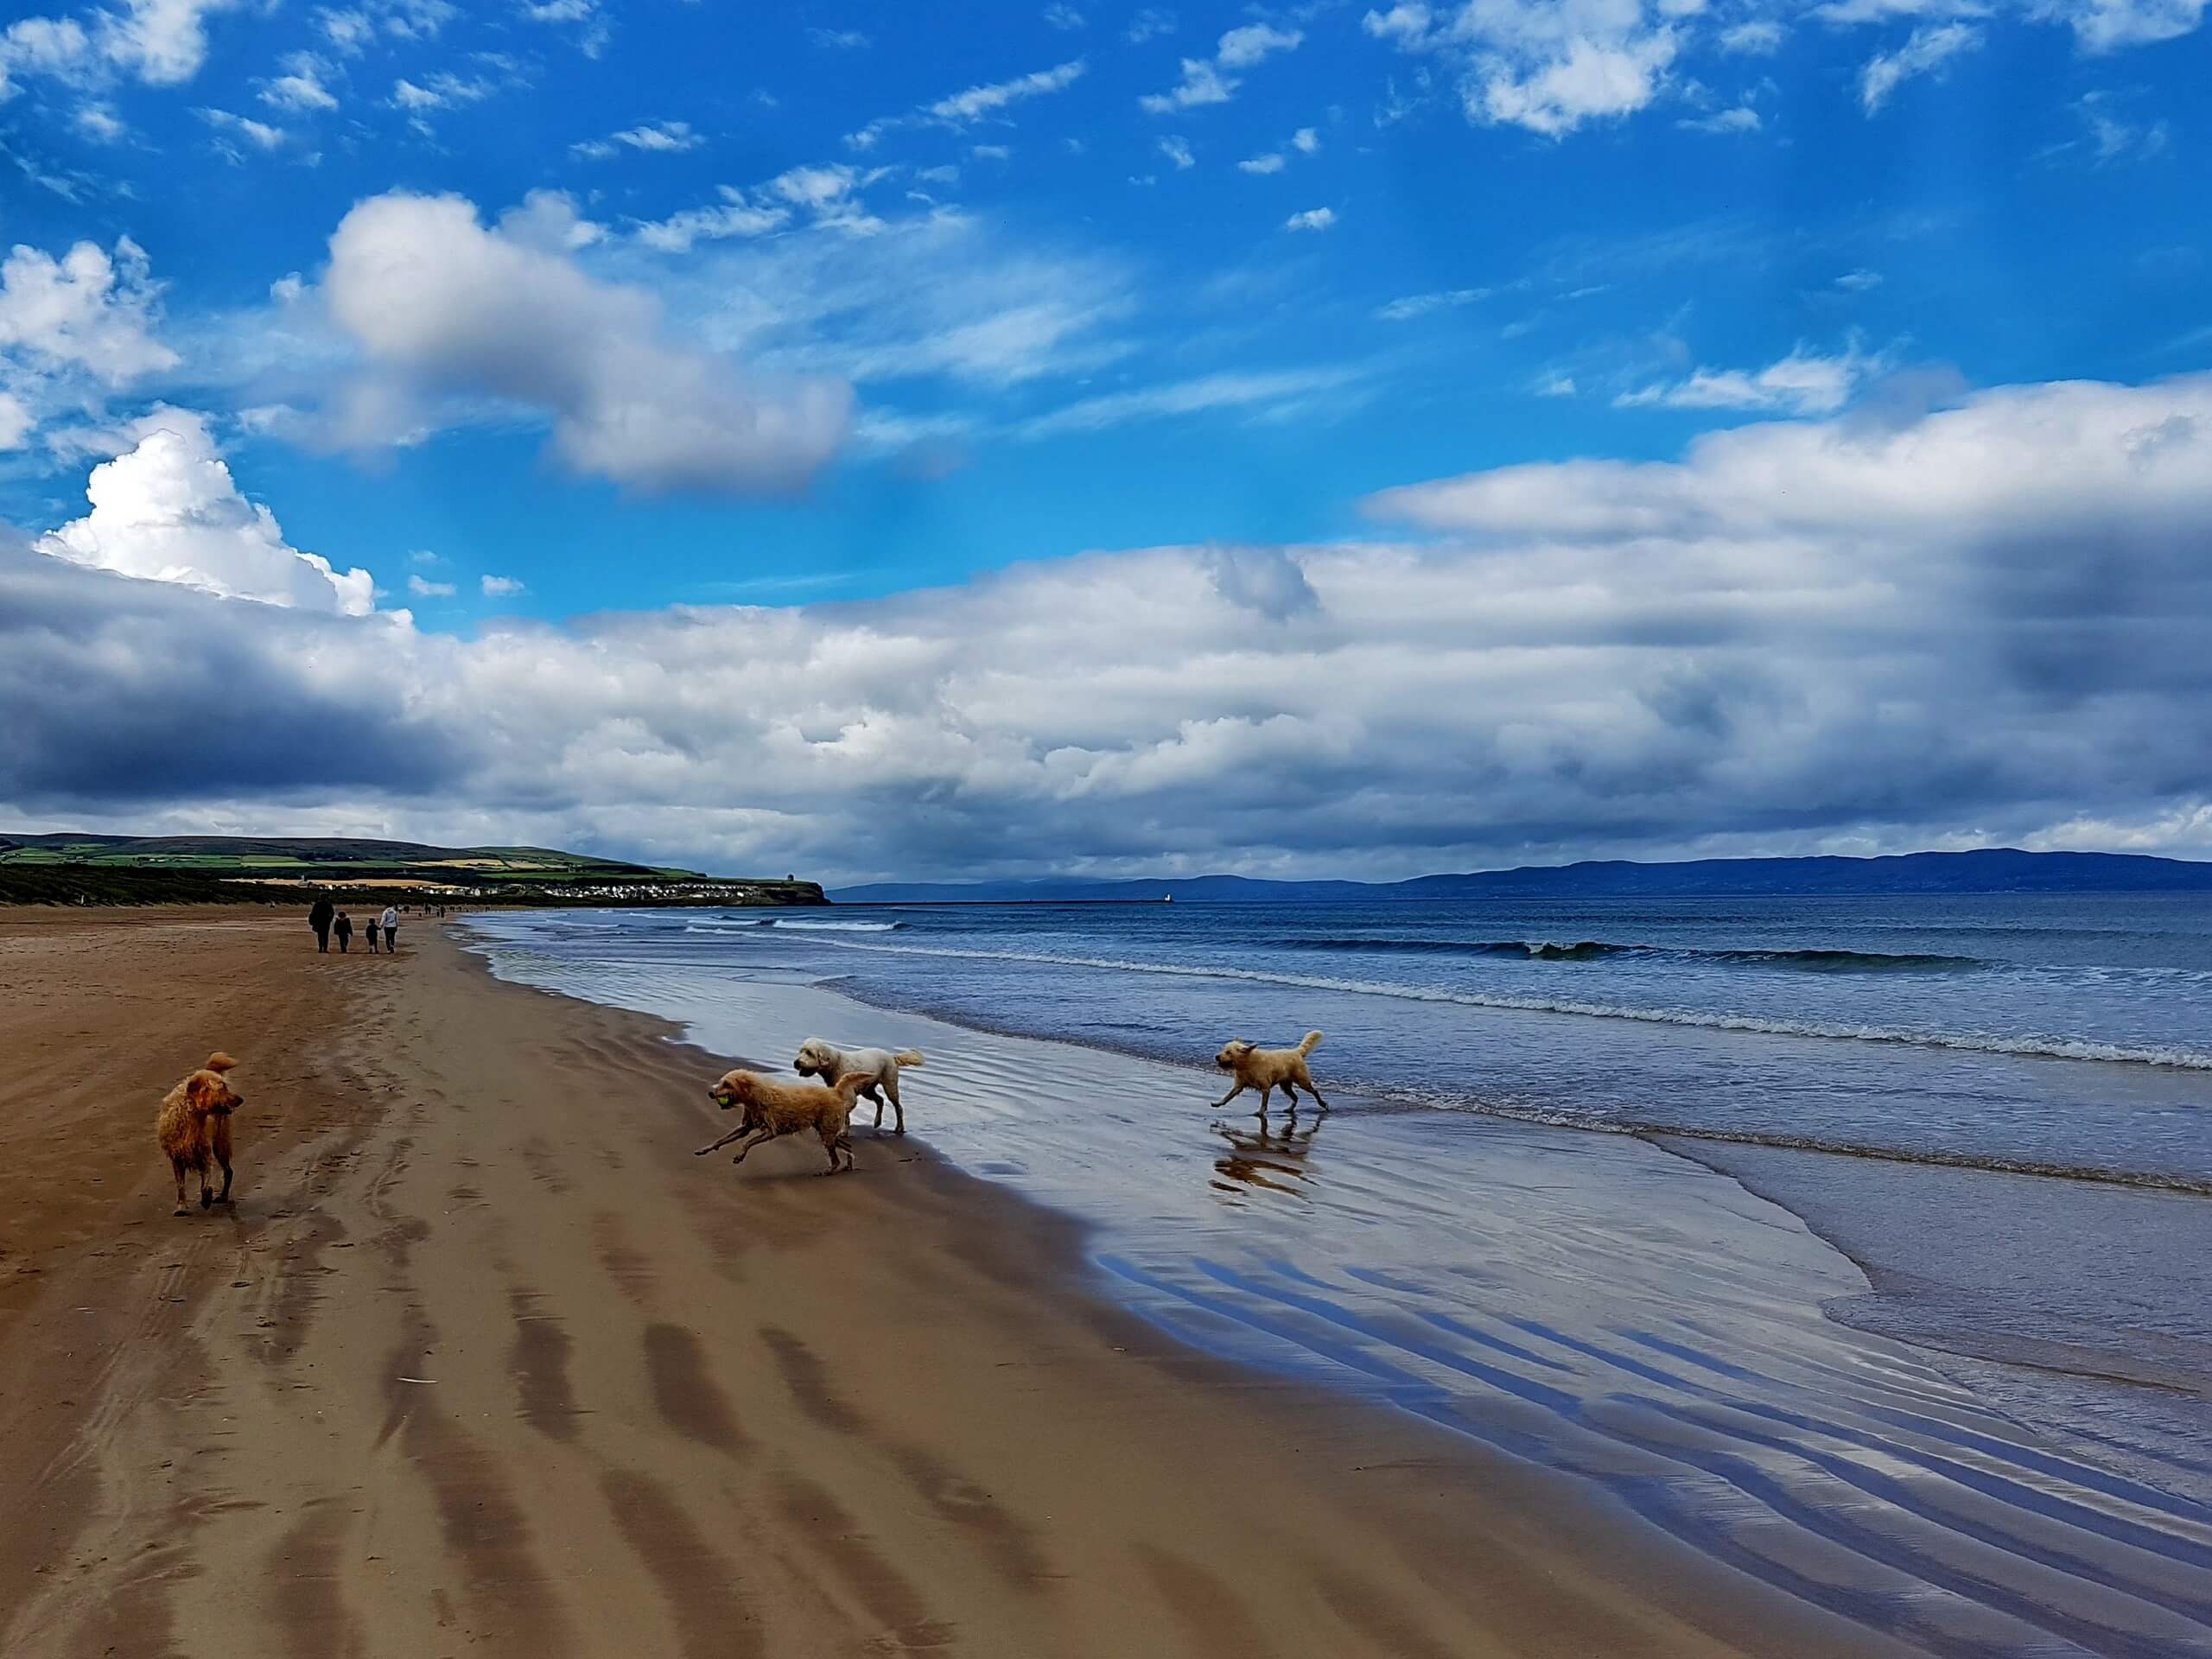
[1287,937,1984,972]
[760,918,908,931]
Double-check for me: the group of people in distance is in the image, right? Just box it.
[307,893,407,954]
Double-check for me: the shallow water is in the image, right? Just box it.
[466,900,2212,1656]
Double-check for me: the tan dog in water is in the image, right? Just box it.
[792,1039,925,1135]
[695,1069,875,1174]
[1212,1031,1327,1114]
[156,1052,241,1214]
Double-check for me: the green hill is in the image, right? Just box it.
[0,833,825,909]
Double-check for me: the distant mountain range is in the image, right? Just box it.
[833,849,2212,904]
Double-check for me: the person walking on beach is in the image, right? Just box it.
[334,909,353,953]
[380,905,400,954]
[309,893,334,953]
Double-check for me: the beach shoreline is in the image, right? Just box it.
[0,907,1905,1658]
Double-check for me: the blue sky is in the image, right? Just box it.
[3,0,2209,880]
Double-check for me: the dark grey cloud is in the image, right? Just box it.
[1201,543,1319,619]
[0,539,465,808]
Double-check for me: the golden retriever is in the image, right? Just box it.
[791,1039,925,1135]
[156,1051,241,1215]
[1212,1031,1327,1114]
[694,1069,875,1175]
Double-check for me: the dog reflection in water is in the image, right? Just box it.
[1209,1113,1323,1198]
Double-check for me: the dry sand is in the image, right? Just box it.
[0,909,1906,1658]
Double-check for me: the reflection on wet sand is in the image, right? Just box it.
[1211,1114,1322,1199]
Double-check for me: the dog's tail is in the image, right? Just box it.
[204,1051,239,1073]
[893,1049,925,1068]
[1296,1031,1323,1056]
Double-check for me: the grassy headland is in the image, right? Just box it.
[0,834,825,908]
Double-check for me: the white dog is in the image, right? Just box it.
[792,1039,925,1135]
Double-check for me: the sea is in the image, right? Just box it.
[466,893,2212,1656]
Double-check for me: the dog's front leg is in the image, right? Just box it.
[1211,1081,1246,1109]
[695,1122,753,1156]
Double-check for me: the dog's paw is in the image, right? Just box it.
[200,1191,213,1209]
[173,1206,191,1217]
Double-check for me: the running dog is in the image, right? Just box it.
[791,1039,925,1135]
[156,1052,241,1214]
[695,1069,876,1175]
[1211,1031,1327,1114]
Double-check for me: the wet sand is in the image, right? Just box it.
[0,909,1904,1657]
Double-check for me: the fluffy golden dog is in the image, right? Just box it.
[694,1069,875,1175]
[1212,1030,1327,1114]
[792,1039,925,1135]
[156,1051,241,1215]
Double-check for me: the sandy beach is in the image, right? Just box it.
[0,908,1921,1659]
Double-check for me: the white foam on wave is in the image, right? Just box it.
[810,938,2212,1071]
[764,918,905,932]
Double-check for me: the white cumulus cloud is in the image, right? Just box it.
[1363,0,1681,137]
[262,53,340,112]
[100,0,238,86]
[0,234,178,385]
[1216,22,1303,66]
[1140,22,1300,112]
[36,410,376,613]
[2037,0,2208,50]
[0,391,33,449]
[317,190,851,494]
